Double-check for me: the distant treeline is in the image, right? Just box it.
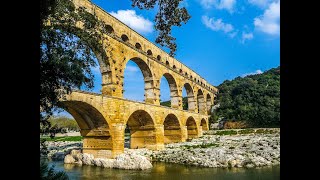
[213,66,280,128]
[47,116,80,132]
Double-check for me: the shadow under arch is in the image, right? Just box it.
[186,116,199,139]
[123,57,155,103]
[206,94,212,115]
[59,100,112,158]
[201,118,208,131]
[160,73,179,109]
[163,114,182,144]
[125,110,157,149]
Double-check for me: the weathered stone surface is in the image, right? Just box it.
[64,155,75,164]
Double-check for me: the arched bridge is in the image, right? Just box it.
[60,0,218,158]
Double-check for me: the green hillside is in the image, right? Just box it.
[214,66,280,127]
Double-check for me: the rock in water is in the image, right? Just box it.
[64,154,75,164]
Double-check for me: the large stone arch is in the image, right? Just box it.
[186,116,199,139]
[197,89,206,114]
[163,114,182,144]
[201,118,209,131]
[206,94,212,115]
[60,100,112,158]
[183,83,196,111]
[160,73,179,109]
[125,110,157,149]
[123,57,155,104]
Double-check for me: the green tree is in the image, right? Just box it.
[214,67,280,127]
[132,0,191,56]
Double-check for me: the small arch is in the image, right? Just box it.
[173,65,176,70]
[163,114,182,144]
[206,94,212,115]
[186,117,198,139]
[179,69,183,74]
[185,72,188,76]
[147,49,153,56]
[135,43,142,50]
[121,34,129,42]
[157,55,161,61]
[183,83,195,111]
[190,75,193,79]
[105,25,114,34]
[160,73,179,109]
[197,89,205,114]
[194,78,196,81]
[166,61,170,66]
[201,118,208,131]
[126,110,156,149]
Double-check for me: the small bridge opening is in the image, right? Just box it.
[186,117,198,139]
[163,114,182,144]
[183,83,195,111]
[201,118,208,131]
[160,73,179,109]
[125,110,156,149]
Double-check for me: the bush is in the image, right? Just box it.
[223,121,247,129]
[215,130,237,135]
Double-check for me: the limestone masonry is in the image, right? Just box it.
[60,0,218,158]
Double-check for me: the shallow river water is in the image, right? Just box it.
[48,160,280,180]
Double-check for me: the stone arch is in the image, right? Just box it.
[147,49,153,56]
[201,118,208,131]
[197,89,206,114]
[186,116,198,139]
[52,26,113,95]
[135,42,142,50]
[124,57,155,103]
[163,114,182,144]
[125,110,157,149]
[105,25,114,34]
[179,69,183,74]
[173,65,176,70]
[60,100,112,157]
[160,73,179,109]
[183,83,196,111]
[157,55,161,61]
[166,60,170,66]
[121,34,129,42]
[206,94,212,115]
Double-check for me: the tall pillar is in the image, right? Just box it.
[111,123,125,158]
[198,126,203,137]
[181,126,188,142]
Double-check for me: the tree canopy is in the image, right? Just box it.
[214,66,280,127]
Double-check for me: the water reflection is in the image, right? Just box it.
[48,161,280,180]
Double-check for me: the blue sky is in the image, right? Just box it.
[55,0,279,117]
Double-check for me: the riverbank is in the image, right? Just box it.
[43,130,280,169]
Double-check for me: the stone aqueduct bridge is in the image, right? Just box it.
[61,0,218,158]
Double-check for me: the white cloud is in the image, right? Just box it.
[241,69,263,77]
[202,15,234,33]
[217,0,236,12]
[110,10,153,34]
[200,0,215,9]
[199,0,236,12]
[241,32,254,43]
[125,65,139,73]
[248,0,272,9]
[179,0,189,7]
[254,1,280,35]
[229,31,238,38]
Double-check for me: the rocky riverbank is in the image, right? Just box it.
[43,132,279,169]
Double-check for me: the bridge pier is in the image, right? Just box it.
[111,123,125,158]
[181,126,188,142]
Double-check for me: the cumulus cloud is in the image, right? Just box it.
[110,10,153,34]
[199,0,236,12]
[248,0,273,8]
[202,15,234,33]
[241,32,254,43]
[254,1,280,35]
[241,69,263,77]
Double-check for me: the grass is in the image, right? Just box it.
[238,129,255,134]
[215,130,238,135]
[40,136,82,141]
[255,129,275,134]
[183,143,219,149]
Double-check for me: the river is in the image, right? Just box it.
[48,160,280,180]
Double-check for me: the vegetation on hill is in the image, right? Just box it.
[213,66,280,128]
[160,97,188,110]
